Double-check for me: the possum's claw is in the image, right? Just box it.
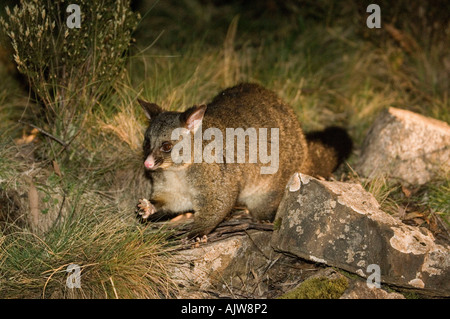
[181,235,209,249]
[136,198,156,219]
[192,235,208,248]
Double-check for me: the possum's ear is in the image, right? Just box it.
[181,104,207,133]
[138,99,162,120]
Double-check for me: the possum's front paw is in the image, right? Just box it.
[136,198,156,219]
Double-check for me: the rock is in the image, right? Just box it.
[171,229,322,298]
[340,281,405,299]
[357,107,450,185]
[271,172,450,296]
[172,230,276,297]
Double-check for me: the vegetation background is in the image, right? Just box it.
[0,0,448,298]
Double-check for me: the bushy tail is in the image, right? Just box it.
[305,126,353,178]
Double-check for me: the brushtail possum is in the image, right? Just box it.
[137,83,352,237]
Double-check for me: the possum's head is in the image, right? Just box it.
[138,99,206,171]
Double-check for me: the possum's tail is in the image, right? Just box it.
[305,126,353,178]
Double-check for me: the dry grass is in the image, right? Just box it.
[362,175,401,216]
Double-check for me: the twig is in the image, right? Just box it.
[54,129,80,158]
[251,256,281,295]
[206,222,273,243]
[18,120,67,147]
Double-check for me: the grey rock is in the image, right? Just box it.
[357,107,450,185]
[271,173,450,296]
[171,229,322,298]
[172,230,276,297]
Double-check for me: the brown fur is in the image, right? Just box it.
[139,83,351,237]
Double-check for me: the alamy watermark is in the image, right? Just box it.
[66,264,81,289]
[366,4,381,29]
[65,4,382,31]
[66,4,81,29]
[366,264,381,288]
[169,123,280,175]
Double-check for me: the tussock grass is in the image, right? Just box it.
[0,207,178,298]
[0,144,178,298]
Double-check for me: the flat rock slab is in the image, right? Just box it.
[172,230,278,297]
[171,228,325,298]
[271,173,450,296]
[357,107,450,185]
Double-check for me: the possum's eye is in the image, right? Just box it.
[160,141,173,153]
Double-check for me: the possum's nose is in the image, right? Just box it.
[144,155,156,169]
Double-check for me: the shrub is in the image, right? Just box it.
[0,0,140,142]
